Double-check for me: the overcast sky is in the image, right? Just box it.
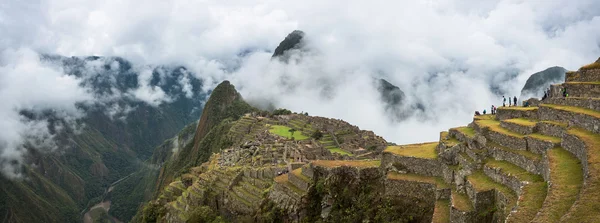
[1,0,600,177]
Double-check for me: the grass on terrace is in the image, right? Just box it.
[509,181,547,222]
[384,142,438,159]
[269,125,309,140]
[540,120,569,128]
[311,160,381,168]
[533,147,583,222]
[503,118,538,127]
[528,133,562,144]
[474,114,496,120]
[476,119,525,138]
[467,171,517,207]
[497,106,538,111]
[386,172,449,189]
[454,127,475,137]
[484,159,543,183]
[541,104,600,119]
[558,128,600,222]
[483,160,547,222]
[432,199,450,223]
[328,147,354,156]
[440,131,460,147]
[291,168,311,182]
[451,189,473,212]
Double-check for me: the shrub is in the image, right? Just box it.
[273,108,292,115]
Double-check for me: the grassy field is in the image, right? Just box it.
[269,125,309,140]
[451,189,473,212]
[384,142,438,159]
[497,106,538,111]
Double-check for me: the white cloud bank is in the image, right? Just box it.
[1,0,600,177]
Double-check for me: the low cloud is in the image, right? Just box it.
[1,0,600,176]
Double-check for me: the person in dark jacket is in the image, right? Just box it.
[513,96,517,106]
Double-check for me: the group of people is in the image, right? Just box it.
[542,86,569,100]
[502,96,518,107]
[474,96,519,116]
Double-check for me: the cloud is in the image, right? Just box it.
[1,0,600,177]
[0,48,92,178]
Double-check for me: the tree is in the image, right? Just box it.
[288,128,297,138]
[311,130,323,140]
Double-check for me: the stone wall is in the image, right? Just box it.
[565,68,600,82]
[538,106,600,134]
[487,144,544,175]
[487,131,527,150]
[545,97,600,112]
[561,133,589,178]
[562,82,600,98]
[500,121,535,135]
[483,166,524,194]
[496,107,539,120]
[523,98,541,107]
[525,136,555,155]
[381,152,443,176]
[535,121,566,138]
[288,172,310,191]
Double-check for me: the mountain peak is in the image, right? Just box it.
[272,30,305,58]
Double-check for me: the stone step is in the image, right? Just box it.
[486,142,543,175]
[496,106,539,120]
[432,199,450,223]
[483,160,547,223]
[558,128,600,222]
[449,127,475,143]
[532,147,583,222]
[561,82,600,98]
[526,133,561,154]
[287,168,311,191]
[538,104,600,134]
[500,118,537,135]
[386,172,450,200]
[439,131,461,149]
[543,97,600,112]
[465,171,517,220]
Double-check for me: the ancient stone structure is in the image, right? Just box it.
[144,59,600,222]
